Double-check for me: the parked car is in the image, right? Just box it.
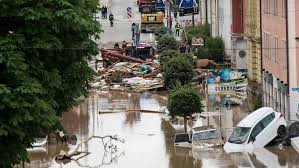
[224,107,287,153]
[174,125,224,149]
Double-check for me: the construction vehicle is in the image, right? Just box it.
[141,13,164,33]
[138,0,165,13]
[137,0,155,12]
[101,23,154,64]
[140,7,164,33]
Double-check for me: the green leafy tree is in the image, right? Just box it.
[0,0,101,167]
[154,26,169,41]
[159,50,195,72]
[159,50,181,71]
[182,24,210,44]
[195,47,210,59]
[157,35,178,53]
[168,85,203,132]
[206,37,225,62]
[163,55,194,89]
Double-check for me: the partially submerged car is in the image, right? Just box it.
[224,107,287,153]
[174,125,224,149]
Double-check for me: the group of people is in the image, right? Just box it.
[101,6,108,19]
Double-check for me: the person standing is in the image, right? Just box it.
[101,6,105,19]
[175,22,180,36]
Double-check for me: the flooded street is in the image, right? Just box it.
[24,91,299,168]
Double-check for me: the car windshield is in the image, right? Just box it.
[192,130,219,141]
[228,127,251,144]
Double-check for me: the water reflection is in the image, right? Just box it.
[230,147,299,168]
[21,91,299,168]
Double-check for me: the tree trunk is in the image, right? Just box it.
[183,116,187,133]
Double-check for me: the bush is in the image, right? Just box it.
[159,50,195,72]
[163,55,194,89]
[154,26,169,41]
[195,47,209,59]
[206,37,225,62]
[159,50,181,70]
[183,24,210,44]
[168,85,203,132]
[157,35,178,53]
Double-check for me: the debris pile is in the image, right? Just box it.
[90,61,164,93]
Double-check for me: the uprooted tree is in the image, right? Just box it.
[0,0,101,167]
[168,85,203,132]
[55,135,124,164]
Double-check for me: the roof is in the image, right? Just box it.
[237,107,274,127]
[192,125,216,132]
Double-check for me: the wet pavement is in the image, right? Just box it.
[23,91,299,168]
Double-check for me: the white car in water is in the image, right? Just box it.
[174,125,224,149]
[224,107,287,153]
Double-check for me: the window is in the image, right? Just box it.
[263,32,271,59]
[263,0,270,14]
[250,122,264,139]
[273,0,278,16]
[261,112,275,128]
[274,36,278,62]
[228,127,251,144]
[192,130,219,141]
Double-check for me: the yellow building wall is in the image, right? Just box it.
[246,0,261,84]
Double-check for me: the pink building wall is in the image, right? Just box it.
[262,0,288,84]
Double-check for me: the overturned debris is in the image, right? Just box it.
[90,60,164,93]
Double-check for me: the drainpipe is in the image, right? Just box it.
[285,0,290,120]
[260,0,262,84]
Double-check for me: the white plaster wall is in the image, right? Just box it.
[287,0,299,121]
[234,39,247,69]
[217,0,232,59]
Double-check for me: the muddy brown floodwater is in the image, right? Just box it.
[23,91,299,168]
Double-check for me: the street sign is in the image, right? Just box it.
[192,37,204,46]
[127,7,133,18]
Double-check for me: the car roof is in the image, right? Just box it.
[237,107,274,127]
[192,125,216,132]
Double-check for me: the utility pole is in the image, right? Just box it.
[168,0,172,30]
[192,4,196,27]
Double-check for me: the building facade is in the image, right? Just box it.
[204,0,247,69]
[245,0,262,84]
[261,0,289,118]
[231,0,247,69]
[288,0,299,120]
[217,0,232,60]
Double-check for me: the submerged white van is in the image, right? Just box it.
[224,107,287,153]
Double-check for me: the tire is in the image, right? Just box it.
[289,121,299,137]
[277,125,287,138]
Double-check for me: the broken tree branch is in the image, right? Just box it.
[55,135,124,162]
